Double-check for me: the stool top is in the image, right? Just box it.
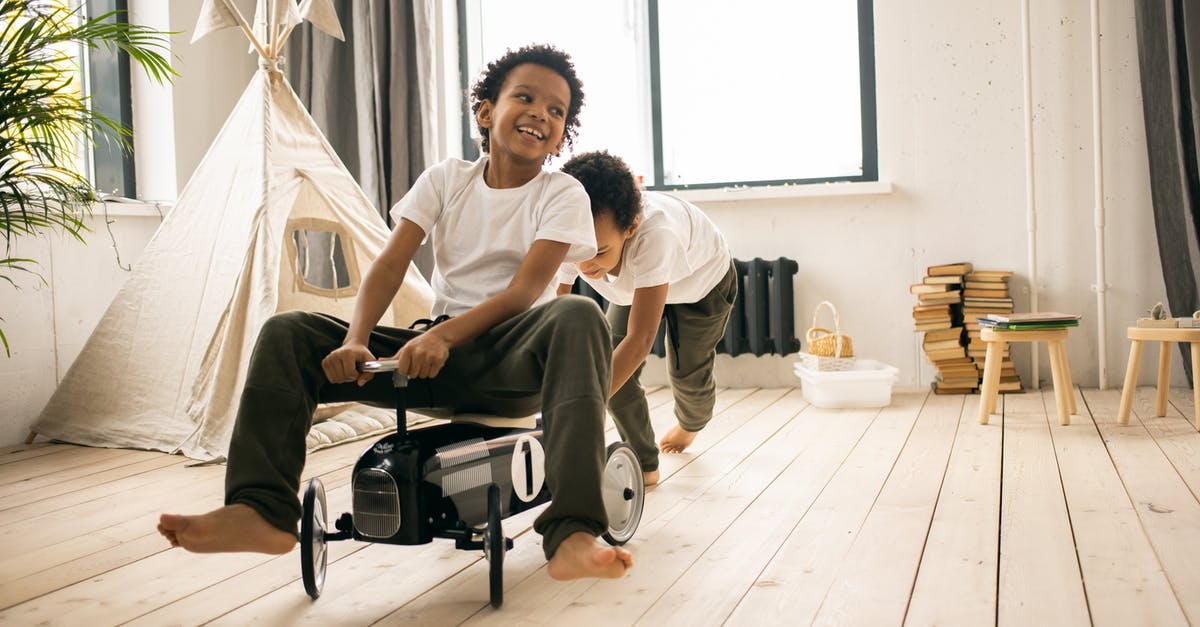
[1127,326,1200,341]
[981,327,1070,342]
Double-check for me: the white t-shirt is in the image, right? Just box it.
[556,191,731,307]
[391,157,597,317]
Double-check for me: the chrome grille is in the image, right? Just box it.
[353,469,401,538]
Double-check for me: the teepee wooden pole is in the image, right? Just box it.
[219,0,270,60]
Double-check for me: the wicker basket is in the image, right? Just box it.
[798,301,856,371]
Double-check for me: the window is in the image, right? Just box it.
[287,222,359,296]
[82,0,135,197]
[458,0,876,190]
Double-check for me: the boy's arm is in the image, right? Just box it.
[611,284,668,397]
[396,238,572,378]
[322,218,424,386]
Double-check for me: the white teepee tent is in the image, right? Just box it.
[32,0,433,459]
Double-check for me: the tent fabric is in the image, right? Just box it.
[32,69,434,460]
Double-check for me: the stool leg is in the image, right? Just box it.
[1156,341,1171,417]
[24,430,36,445]
[988,341,1007,415]
[1192,343,1200,431]
[979,340,1003,425]
[1048,341,1071,426]
[1057,340,1077,414]
[1118,340,1144,425]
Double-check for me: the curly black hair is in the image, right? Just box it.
[469,44,585,154]
[560,151,642,231]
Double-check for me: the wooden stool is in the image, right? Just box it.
[978,327,1076,425]
[1117,326,1200,430]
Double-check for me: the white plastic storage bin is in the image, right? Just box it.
[793,359,899,409]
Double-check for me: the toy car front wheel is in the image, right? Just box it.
[601,442,644,545]
[301,477,328,600]
[485,483,505,608]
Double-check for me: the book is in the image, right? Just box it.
[923,327,964,342]
[962,297,1014,306]
[923,275,964,285]
[983,311,1080,324]
[963,304,1015,314]
[932,382,978,395]
[965,270,1013,281]
[923,338,964,351]
[917,291,963,305]
[910,283,951,295]
[974,319,1080,329]
[962,288,1009,299]
[964,281,1009,290]
[928,262,974,276]
[925,347,968,362]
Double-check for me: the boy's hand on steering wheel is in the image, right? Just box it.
[394,332,450,379]
[322,342,376,387]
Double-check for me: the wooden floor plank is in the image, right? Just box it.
[1146,388,1200,503]
[637,396,888,626]
[722,393,924,625]
[1088,388,1200,624]
[811,392,963,626]
[1061,388,1188,627]
[905,394,1002,626]
[0,439,369,605]
[0,441,65,466]
[0,453,187,520]
[481,390,810,626]
[995,390,1090,627]
[0,446,153,493]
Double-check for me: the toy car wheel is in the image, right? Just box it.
[601,442,644,545]
[301,477,328,600]
[485,483,505,608]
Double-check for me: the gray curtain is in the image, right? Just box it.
[1135,0,1200,380]
[286,0,437,278]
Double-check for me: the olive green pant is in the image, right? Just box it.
[224,296,612,559]
[606,262,738,472]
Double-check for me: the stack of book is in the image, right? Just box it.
[961,270,1022,393]
[911,262,977,394]
[978,311,1081,330]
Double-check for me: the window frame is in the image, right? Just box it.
[455,0,878,191]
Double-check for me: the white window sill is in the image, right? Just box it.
[664,180,893,204]
[95,197,173,218]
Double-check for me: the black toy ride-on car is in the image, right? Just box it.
[299,360,645,608]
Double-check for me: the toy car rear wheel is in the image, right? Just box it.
[485,483,505,608]
[601,442,644,545]
[301,477,328,600]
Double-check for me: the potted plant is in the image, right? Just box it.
[0,0,174,354]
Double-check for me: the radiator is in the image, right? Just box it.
[570,257,800,358]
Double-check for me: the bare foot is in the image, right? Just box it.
[659,424,698,453]
[643,469,660,486]
[546,532,633,581]
[157,504,296,554]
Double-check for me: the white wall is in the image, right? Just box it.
[0,0,1173,447]
[646,0,1163,392]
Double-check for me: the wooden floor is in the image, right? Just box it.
[1,384,1199,626]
